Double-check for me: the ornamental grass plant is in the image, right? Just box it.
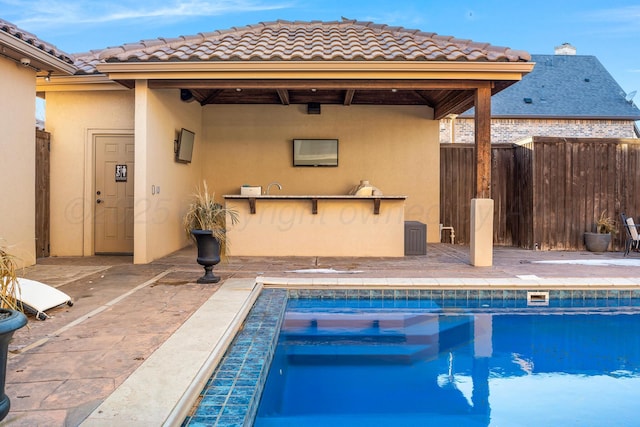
[595,210,617,234]
[0,248,22,313]
[183,181,239,254]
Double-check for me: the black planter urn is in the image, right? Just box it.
[0,309,27,421]
[584,232,612,252]
[191,229,221,283]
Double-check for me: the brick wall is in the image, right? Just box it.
[439,118,638,144]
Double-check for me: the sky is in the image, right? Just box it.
[2,0,639,100]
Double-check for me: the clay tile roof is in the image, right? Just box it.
[73,20,530,75]
[0,18,74,65]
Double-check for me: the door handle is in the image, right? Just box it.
[96,199,103,204]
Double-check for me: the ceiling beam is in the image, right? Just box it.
[276,89,290,105]
[343,89,355,106]
[434,90,475,119]
[199,89,224,105]
[411,90,435,108]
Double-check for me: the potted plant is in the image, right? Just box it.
[0,247,27,421]
[584,211,616,252]
[183,181,238,283]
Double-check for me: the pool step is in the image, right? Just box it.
[285,342,438,364]
[284,311,435,330]
[282,316,473,364]
[282,313,471,341]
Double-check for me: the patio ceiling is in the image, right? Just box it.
[109,78,512,119]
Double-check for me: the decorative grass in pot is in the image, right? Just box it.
[584,211,616,252]
[183,181,238,283]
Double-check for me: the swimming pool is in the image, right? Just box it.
[183,289,640,426]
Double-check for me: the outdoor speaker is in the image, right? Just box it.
[307,102,321,114]
[180,89,195,102]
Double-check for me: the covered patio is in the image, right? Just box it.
[40,20,533,266]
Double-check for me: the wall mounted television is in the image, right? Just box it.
[293,139,338,167]
[176,128,195,163]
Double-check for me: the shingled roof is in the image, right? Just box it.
[462,54,640,120]
[0,18,75,74]
[72,19,530,75]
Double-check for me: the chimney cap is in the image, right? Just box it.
[555,42,576,55]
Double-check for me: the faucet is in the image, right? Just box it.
[266,182,282,195]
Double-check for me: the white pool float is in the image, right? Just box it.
[15,278,73,320]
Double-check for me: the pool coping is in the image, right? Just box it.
[80,278,261,427]
[81,275,640,426]
[258,276,640,288]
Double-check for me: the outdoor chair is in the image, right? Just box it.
[620,213,640,256]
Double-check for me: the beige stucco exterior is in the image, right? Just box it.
[132,85,202,264]
[226,197,406,256]
[0,58,37,267]
[34,20,535,265]
[45,90,134,256]
[44,89,441,262]
[5,20,535,266]
[45,86,205,263]
[470,198,494,267]
[201,104,440,230]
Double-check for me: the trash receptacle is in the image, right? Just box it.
[404,221,426,255]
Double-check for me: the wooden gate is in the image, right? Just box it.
[35,129,50,258]
[440,137,640,251]
[440,143,522,246]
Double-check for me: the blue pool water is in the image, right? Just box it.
[254,298,640,426]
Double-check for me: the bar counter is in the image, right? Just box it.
[224,195,407,257]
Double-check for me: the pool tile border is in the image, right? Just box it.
[287,288,640,307]
[183,289,288,427]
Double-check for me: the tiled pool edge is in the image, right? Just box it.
[285,288,640,307]
[182,288,287,426]
[165,282,266,426]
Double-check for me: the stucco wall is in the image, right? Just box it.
[45,90,135,256]
[201,104,441,242]
[45,90,442,262]
[0,58,36,266]
[46,87,204,262]
[134,86,202,263]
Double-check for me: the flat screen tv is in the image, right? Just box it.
[293,139,338,167]
[176,128,195,163]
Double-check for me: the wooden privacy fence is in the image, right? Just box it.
[35,129,50,258]
[440,137,640,251]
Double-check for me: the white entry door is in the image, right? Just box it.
[94,135,134,254]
